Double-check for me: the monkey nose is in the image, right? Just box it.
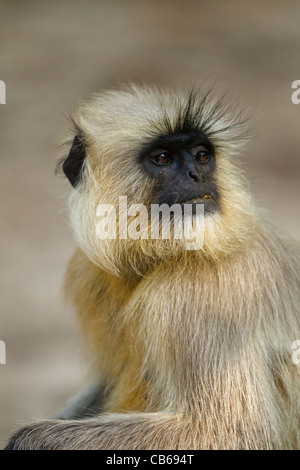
[187,170,199,183]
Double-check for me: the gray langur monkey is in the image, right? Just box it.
[5,83,300,450]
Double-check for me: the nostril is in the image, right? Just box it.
[188,170,199,183]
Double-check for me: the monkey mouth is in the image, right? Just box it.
[179,194,216,204]
[179,195,218,214]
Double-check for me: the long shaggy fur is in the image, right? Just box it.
[6,84,300,450]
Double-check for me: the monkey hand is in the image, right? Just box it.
[4,421,57,450]
[4,419,105,450]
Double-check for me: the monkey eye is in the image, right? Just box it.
[194,150,210,164]
[149,151,174,166]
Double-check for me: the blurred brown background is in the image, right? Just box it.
[0,0,300,448]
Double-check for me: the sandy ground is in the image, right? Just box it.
[0,0,300,448]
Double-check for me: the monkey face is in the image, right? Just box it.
[59,84,257,275]
[140,132,219,215]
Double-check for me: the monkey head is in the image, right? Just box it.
[59,84,257,277]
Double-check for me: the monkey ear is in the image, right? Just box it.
[62,135,86,187]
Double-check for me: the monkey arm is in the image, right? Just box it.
[4,365,276,450]
[5,413,193,450]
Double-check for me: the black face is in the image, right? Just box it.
[140,132,219,215]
